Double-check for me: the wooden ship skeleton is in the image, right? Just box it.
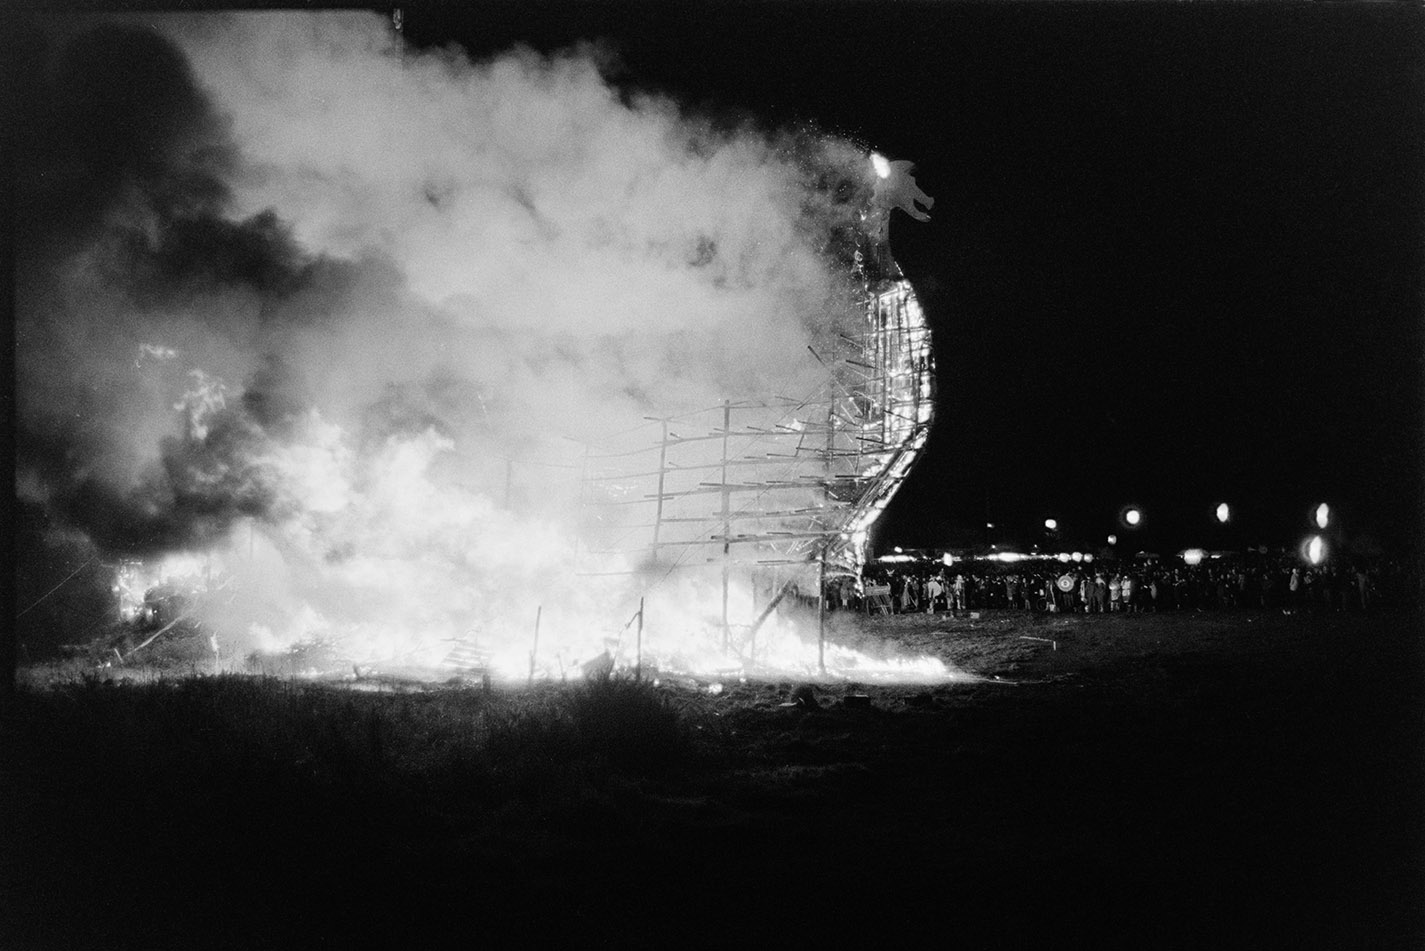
[576,161,936,659]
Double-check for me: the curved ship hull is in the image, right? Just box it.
[577,196,936,665]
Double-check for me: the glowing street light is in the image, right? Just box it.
[1215,503,1230,524]
[1124,507,1142,527]
[1044,518,1058,531]
[1306,535,1326,565]
[1182,548,1206,566]
[1315,503,1330,530]
[1107,534,1118,545]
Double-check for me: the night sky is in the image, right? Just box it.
[400,0,1425,558]
[10,1,1424,561]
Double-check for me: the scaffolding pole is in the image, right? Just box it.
[746,578,797,666]
[817,546,827,675]
[720,400,731,652]
[652,419,668,556]
[635,596,644,682]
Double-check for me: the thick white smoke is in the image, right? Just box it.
[162,13,868,458]
[17,12,897,670]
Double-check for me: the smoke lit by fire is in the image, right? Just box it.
[16,12,950,682]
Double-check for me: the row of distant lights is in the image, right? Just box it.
[1038,503,1334,565]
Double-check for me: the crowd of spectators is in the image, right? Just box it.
[834,555,1415,617]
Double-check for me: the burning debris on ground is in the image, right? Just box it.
[8,610,1420,946]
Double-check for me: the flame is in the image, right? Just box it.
[22,17,950,686]
[175,370,228,440]
[102,272,943,682]
[113,551,216,621]
[108,387,953,683]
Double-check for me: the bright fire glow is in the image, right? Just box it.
[114,553,216,621]
[105,407,955,684]
[22,17,953,687]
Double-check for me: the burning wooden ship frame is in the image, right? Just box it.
[576,261,934,671]
[28,153,943,684]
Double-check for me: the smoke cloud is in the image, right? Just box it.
[16,12,887,661]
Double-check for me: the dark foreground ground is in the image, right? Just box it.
[4,608,1424,949]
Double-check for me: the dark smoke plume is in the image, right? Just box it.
[16,23,347,560]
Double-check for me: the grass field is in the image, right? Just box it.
[3,608,1423,949]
